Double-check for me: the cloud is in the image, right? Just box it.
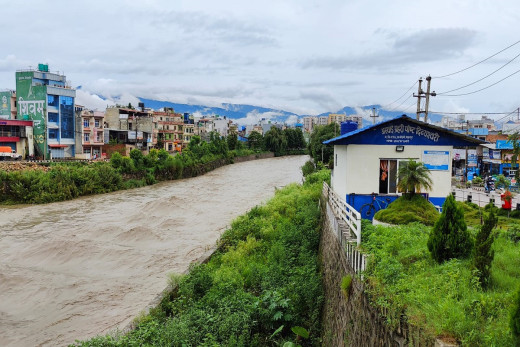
[235,110,284,125]
[301,28,478,71]
[75,90,114,111]
[299,90,342,112]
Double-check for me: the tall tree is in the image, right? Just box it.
[263,127,287,155]
[397,160,433,198]
[247,131,263,150]
[427,194,473,263]
[507,132,520,182]
[308,123,339,164]
[473,205,497,288]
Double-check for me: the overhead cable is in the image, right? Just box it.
[437,68,520,97]
[433,39,520,79]
[437,51,520,95]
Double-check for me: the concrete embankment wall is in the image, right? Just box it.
[319,194,440,347]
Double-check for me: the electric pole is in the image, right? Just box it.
[370,107,379,125]
[413,76,436,121]
[414,78,423,121]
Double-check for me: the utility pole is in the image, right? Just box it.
[424,76,436,122]
[465,120,469,183]
[414,78,423,121]
[370,107,379,125]
[413,76,436,121]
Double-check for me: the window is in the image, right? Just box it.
[83,119,90,128]
[96,133,102,142]
[48,129,59,139]
[48,112,59,123]
[379,159,405,194]
[47,95,59,107]
[94,119,100,128]
[84,133,90,142]
[60,96,74,138]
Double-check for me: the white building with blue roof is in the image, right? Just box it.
[324,115,485,219]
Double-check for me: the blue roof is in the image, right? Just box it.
[324,115,485,147]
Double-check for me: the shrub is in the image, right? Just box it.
[301,160,315,177]
[508,224,520,243]
[428,194,473,263]
[473,205,497,288]
[374,195,439,226]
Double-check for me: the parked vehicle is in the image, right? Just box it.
[0,146,22,160]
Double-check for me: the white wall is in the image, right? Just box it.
[333,144,453,199]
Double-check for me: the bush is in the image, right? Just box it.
[301,160,315,177]
[428,194,473,263]
[374,195,439,226]
[341,275,352,299]
[473,205,497,288]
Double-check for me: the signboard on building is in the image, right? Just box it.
[467,149,478,167]
[16,71,47,156]
[0,91,11,119]
[423,150,450,171]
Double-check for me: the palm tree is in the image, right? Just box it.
[397,159,433,198]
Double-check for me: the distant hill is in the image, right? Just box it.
[137,98,445,127]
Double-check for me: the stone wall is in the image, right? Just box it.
[320,195,436,347]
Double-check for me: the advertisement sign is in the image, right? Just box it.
[16,71,47,157]
[467,149,478,167]
[0,91,11,119]
[423,150,450,171]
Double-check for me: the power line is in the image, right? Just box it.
[429,111,512,115]
[437,67,520,97]
[387,94,414,112]
[437,51,520,95]
[382,81,418,109]
[433,39,520,79]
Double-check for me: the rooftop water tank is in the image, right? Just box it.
[340,121,358,135]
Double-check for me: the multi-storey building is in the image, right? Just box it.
[153,109,184,152]
[75,106,105,159]
[328,113,347,125]
[345,115,363,129]
[104,106,155,151]
[16,64,76,159]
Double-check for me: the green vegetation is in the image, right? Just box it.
[511,286,520,345]
[473,206,497,288]
[428,194,473,263]
[308,123,339,165]
[373,195,439,226]
[72,170,328,346]
[262,127,306,156]
[341,275,353,300]
[362,221,519,346]
[397,159,433,197]
[0,133,266,205]
[508,131,520,182]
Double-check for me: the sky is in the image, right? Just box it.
[1,0,520,121]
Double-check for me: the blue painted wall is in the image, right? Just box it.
[347,193,445,220]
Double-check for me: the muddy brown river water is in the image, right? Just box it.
[0,155,309,346]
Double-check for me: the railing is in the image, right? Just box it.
[322,182,362,245]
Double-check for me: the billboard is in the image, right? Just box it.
[16,71,47,157]
[0,91,11,119]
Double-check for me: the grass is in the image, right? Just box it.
[373,194,440,226]
[361,221,520,346]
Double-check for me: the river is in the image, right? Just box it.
[0,155,309,346]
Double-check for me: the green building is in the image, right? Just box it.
[16,64,76,159]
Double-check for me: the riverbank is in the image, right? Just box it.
[0,155,309,346]
[73,169,327,346]
[0,149,276,205]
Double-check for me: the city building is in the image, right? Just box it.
[153,109,183,152]
[328,113,346,125]
[104,106,155,152]
[16,64,76,159]
[75,106,105,159]
[325,115,484,219]
[0,90,17,120]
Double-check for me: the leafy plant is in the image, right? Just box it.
[428,194,473,263]
[511,286,520,345]
[397,159,433,198]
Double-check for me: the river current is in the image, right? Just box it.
[0,155,309,346]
